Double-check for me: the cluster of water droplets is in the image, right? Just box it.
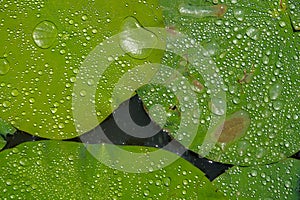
[153,0,300,165]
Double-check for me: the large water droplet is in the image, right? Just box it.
[209,97,226,116]
[246,27,259,40]
[178,4,227,18]
[32,20,58,49]
[269,82,283,100]
[119,16,158,59]
[0,58,10,75]
[233,8,245,21]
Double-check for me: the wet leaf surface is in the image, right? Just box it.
[138,0,300,165]
[213,158,300,200]
[0,118,16,150]
[0,140,226,199]
[0,0,164,139]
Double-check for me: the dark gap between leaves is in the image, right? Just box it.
[2,95,299,181]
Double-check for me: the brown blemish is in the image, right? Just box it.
[216,110,250,143]
[192,79,204,91]
[214,4,228,18]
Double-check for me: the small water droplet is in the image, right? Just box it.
[143,189,150,196]
[250,170,257,177]
[262,55,269,65]
[80,90,87,97]
[11,89,19,97]
[0,58,10,75]
[29,98,35,104]
[163,177,171,187]
[273,101,283,111]
[81,15,88,21]
[32,20,58,49]
[68,155,74,161]
[50,107,57,114]
[279,21,286,27]
[3,101,11,108]
[284,180,291,188]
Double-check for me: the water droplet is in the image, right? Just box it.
[29,98,35,104]
[269,82,283,100]
[262,55,269,65]
[119,16,158,59]
[58,123,65,129]
[233,8,245,21]
[3,101,11,108]
[81,15,88,21]
[143,189,150,196]
[279,21,286,27]
[50,107,57,114]
[11,89,19,97]
[178,4,227,18]
[0,58,10,75]
[250,170,257,177]
[32,20,58,49]
[163,177,171,187]
[68,155,74,161]
[209,97,226,116]
[80,90,87,97]
[284,180,291,188]
[273,101,283,111]
[6,179,12,186]
[246,27,259,40]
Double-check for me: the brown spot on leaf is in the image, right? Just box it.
[216,110,250,143]
[214,4,228,18]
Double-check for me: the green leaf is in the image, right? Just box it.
[0,117,16,137]
[213,158,300,200]
[137,0,300,165]
[0,0,164,139]
[0,136,6,150]
[0,117,16,150]
[0,141,226,199]
[287,0,300,30]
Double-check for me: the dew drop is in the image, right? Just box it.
[2,101,11,108]
[262,55,269,65]
[250,170,257,177]
[246,27,259,40]
[209,97,226,116]
[273,101,283,111]
[11,89,19,97]
[279,21,286,27]
[284,180,291,188]
[81,15,88,21]
[163,177,171,187]
[233,8,245,21]
[178,4,227,18]
[143,189,150,196]
[80,90,87,97]
[119,16,158,59]
[32,20,58,49]
[29,98,35,104]
[269,82,283,100]
[50,107,57,114]
[0,58,10,75]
